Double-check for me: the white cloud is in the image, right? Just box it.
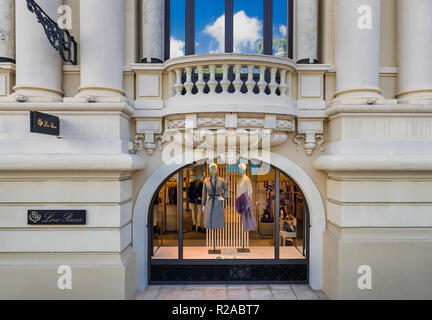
[233,11,262,53]
[279,25,287,38]
[204,11,262,54]
[170,37,185,58]
[203,14,225,53]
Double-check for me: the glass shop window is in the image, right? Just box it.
[151,173,179,259]
[279,171,307,259]
[150,161,308,261]
[182,164,206,259]
[182,162,276,260]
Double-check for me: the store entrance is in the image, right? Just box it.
[148,161,309,284]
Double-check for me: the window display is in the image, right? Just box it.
[150,161,308,262]
[235,163,255,253]
[202,163,229,230]
[202,163,228,254]
[187,176,204,233]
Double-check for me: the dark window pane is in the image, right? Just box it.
[233,0,264,54]
[273,0,288,57]
[170,0,186,58]
[195,0,225,54]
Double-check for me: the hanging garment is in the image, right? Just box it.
[235,192,257,232]
[202,176,228,230]
[167,185,177,205]
[237,175,252,198]
[188,181,203,205]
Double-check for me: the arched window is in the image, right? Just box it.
[165,0,294,60]
[148,161,309,283]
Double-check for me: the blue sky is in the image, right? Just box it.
[170,0,288,57]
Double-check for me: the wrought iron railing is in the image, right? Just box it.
[26,0,78,65]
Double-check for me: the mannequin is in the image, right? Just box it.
[188,175,204,233]
[237,163,253,198]
[202,163,228,254]
[235,163,256,253]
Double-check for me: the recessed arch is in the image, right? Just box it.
[133,152,326,290]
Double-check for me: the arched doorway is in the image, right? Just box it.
[133,152,326,290]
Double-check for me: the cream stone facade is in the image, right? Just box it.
[0,0,431,300]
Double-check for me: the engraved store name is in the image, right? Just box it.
[27,210,86,225]
[30,111,60,136]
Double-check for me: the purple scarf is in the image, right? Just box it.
[235,193,257,232]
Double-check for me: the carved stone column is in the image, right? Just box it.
[397,0,432,104]
[334,0,387,105]
[0,0,15,63]
[296,0,318,64]
[141,0,164,63]
[13,0,63,102]
[76,0,126,102]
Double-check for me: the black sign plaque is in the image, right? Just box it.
[30,111,60,136]
[28,210,86,225]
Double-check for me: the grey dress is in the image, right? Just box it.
[202,176,229,229]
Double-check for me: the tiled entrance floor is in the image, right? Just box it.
[136,285,328,300]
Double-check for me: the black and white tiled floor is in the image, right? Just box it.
[136,285,328,300]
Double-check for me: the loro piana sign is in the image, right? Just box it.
[27,210,86,225]
[30,111,60,136]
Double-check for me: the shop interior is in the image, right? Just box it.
[150,161,308,261]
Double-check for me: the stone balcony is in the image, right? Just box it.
[164,54,296,115]
[130,54,330,157]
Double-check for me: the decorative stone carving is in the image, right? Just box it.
[198,118,225,128]
[167,117,295,132]
[135,118,163,156]
[167,119,185,130]
[276,120,295,131]
[134,133,162,156]
[294,133,325,156]
[161,114,297,154]
[238,118,265,128]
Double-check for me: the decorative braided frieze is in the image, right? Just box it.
[167,117,295,131]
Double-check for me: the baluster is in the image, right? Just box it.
[287,71,292,98]
[184,67,194,95]
[233,64,243,94]
[269,67,278,95]
[279,69,288,96]
[169,70,176,97]
[257,65,267,94]
[208,65,218,93]
[174,68,183,96]
[196,66,205,94]
[220,64,230,93]
[245,65,256,94]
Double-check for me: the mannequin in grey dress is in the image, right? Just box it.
[202,163,228,254]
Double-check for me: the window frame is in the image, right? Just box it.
[164,0,294,60]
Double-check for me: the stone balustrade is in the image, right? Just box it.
[131,53,329,115]
[165,54,295,98]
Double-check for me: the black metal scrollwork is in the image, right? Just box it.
[26,0,78,65]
